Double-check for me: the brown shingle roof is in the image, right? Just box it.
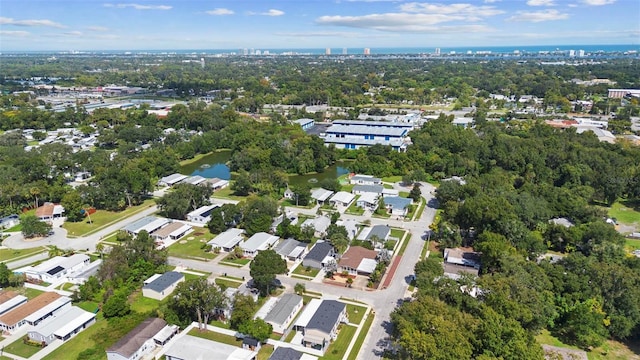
[151,222,186,238]
[107,318,167,358]
[0,292,61,327]
[339,246,377,269]
[35,203,54,218]
[0,291,19,305]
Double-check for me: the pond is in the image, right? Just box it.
[181,151,351,185]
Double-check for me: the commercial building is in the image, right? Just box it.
[142,271,185,300]
[323,121,412,151]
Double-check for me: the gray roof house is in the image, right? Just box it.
[106,318,167,360]
[352,184,384,196]
[301,216,331,238]
[142,272,185,300]
[269,347,318,360]
[122,216,170,236]
[263,293,304,334]
[349,174,382,185]
[383,196,413,216]
[302,242,336,270]
[274,238,307,261]
[0,214,19,229]
[207,228,245,252]
[310,188,334,205]
[240,232,279,257]
[303,300,348,352]
[28,306,96,345]
[358,225,390,245]
[158,173,187,187]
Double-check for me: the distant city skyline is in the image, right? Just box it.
[0,0,638,51]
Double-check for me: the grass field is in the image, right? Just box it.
[381,176,402,183]
[346,304,367,325]
[128,290,161,314]
[4,286,44,299]
[322,325,358,360]
[188,328,238,346]
[62,199,155,237]
[390,229,406,239]
[211,186,246,201]
[608,200,640,225]
[4,223,22,232]
[221,254,251,266]
[0,247,46,262]
[397,232,411,256]
[347,312,375,360]
[4,337,44,358]
[626,238,640,251]
[292,264,320,278]
[167,228,217,260]
[536,329,640,360]
[215,278,242,289]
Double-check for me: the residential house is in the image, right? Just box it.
[262,293,303,334]
[186,204,219,224]
[382,188,399,197]
[207,228,245,252]
[150,222,192,243]
[383,196,413,217]
[122,216,170,236]
[215,286,259,320]
[269,347,318,360]
[106,318,167,360]
[336,219,358,240]
[294,118,315,131]
[158,173,187,187]
[271,211,298,233]
[181,175,207,186]
[0,292,70,333]
[352,184,384,196]
[240,232,279,257]
[152,324,179,346]
[0,291,27,316]
[142,271,185,300]
[338,246,378,276]
[302,300,348,352]
[274,238,307,262]
[67,259,102,285]
[27,306,96,345]
[21,254,91,283]
[300,216,331,238]
[349,174,382,186]
[310,188,334,205]
[164,335,257,360]
[243,337,261,352]
[204,177,229,191]
[356,192,378,211]
[302,242,335,270]
[0,214,19,229]
[35,203,65,221]
[443,248,481,280]
[452,118,475,129]
[283,188,295,200]
[357,225,390,247]
[329,192,355,208]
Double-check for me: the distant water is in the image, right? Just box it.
[5,44,638,55]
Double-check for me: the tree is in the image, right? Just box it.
[103,291,130,318]
[230,294,257,330]
[172,278,227,330]
[20,214,52,238]
[61,190,84,222]
[156,183,213,219]
[0,263,11,287]
[409,183,422,202]
[294,283,306,295]
[556,298,609,349]
[239,318,273,343]
[249,250,287,296]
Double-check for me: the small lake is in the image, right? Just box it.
[181,151,350,185]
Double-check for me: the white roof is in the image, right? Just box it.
[29,254,89,275]
[382,188,399,197]
[208,228,245,249]
[24,296,71,323]
[187,204,218,219]
[53,205,65,216]
[357,192,378,204]
[164,335,257,360]
[140,217,170,234]
[241,232,279,252]
[330,191,355,205]
[254,296,279,320]
[153,324,179,344]
[30,306,95,339]
[357,258,378,274]
[311,188,334,202]
[0,295,27,315]
[144,273,163,285]
[293,298,322,329]
[161,173,187,185]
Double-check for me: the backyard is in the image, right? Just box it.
[3,337,45,358]
[536,329,640,360]
[292,264,320,278]
[608,199,640,226]
[166,228,217,260]
[321,325,357,360]
[62,199,155,237]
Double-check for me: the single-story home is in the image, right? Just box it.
[383,196,413,216]
[382,188,399,197]
[21,254,91,283]
[0,292,70,333]
[271,211,298,233]
[181,175,207,186]
[352,184,384,196]
[152,324,179,346]
[158,173,187,187]
[310,188,334,205]
[338,246,379,276]
[150,222,192,242]
[207,228,245,252]
[27,306,96,345]
[164,335,257,360]
[300,216,331,238]
[0,291,27,316]
[349,174,382,186]
[240,232,279,257]
[122,216,170,236]
[67,259,102,285]
[336,219,358,240]
[329,192,355,208]
[269,347,318,360]
[443,248,481,280]
[357,225,390,246]
[302,300,348,352]
[262,293,304,334]
[106,318,167,360]
[356,192,378,211]
[35,203,65,221]
[142,271,185,300]
[302,242,335,270]
[0,214,19,229]
[283,188,295,200]
[274,238,307,262]
[186,204,219,224]
[204,177,230,190]
[243,337,261,352]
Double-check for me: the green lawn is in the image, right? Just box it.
[347,313,375,360]
[390,229,406,239]
[257,344,274,360]
[414,199,426,220]
[167,228,217,260]
[322,325,357,360]
[292,264,320,278]
[3,337,44,358]
[381,176,402,183]
[0,247,46,262]
[221,255,251,266]
[4,286,44,299]
[188,328,239,346]
[341,184,355,193]
[384,240,397,251]
[128,290,161,314]
[4,223,22,232]
[346,304,367,325]
[346,199,365,215]
[397,234,411,256]
[211,186,247,201]
[63,199,155,237]
[536,329,640,360]
[626,238,640,251]
[608,200,640,225]
[399,191,410,198]
[76,301,100,313]
[215,278,242,289]
[284,330,297,342]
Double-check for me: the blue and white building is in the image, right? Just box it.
[323,120,412,151]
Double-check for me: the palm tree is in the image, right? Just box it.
[30,186,40,209]
[96,243,105,259]
[48,245,62,257]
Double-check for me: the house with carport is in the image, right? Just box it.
[338,246,378,276]
[329,191,355,208]
[164,334,257,360]
[207,228,245,252]
[122,216,170,236]
[297,299,348,352]
[383,196,413,216]
[142,271,185,300]
[186,204,219,224]
[240,232,279,257]
[0,292,71,333]
[302,242,335,270]
[349,174,382,185]
[274,238,307,262]
[261,293,303,334]
[300,216,331,238]
[310,188,334,205]
[27,306,96,345]
[106,318,167,360]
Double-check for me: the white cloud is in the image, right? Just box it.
[484,0,501,3]
[103,3,172,10]
[87,26,109,32]
[206,8,234,15]
[263,9,285,16]
[0,17,65,28]
[399,2,505,17]
[581,0,615,5]
[506,9,569,22]
[317,13,493,32]
[63,31,83,36]
[0,30,30,37]
[527,0,556,6]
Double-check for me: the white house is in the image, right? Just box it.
[310,188,334,205]
[181,175,207,186]
[106,318,167,360]
[383,196,413,216]
[150,222,192,243]
[0,214,19,229]
[0,293,71,333]
[122,216,170,236]
[349,174,382,185]
[240,232,279,257]
[356,192,379,211]
[0,291,27,316]
[158,173,187,187]
[262,293,304,334]
[329,191,356,208]
[208,228,245,252]
[352,184,384,196]
[164,335,257,360]
[301,216,331,238]
[28,306,96,345]
[274,238,307,261]
[186,204,219,224]
[21,254,91,283]
[142,272,185,301]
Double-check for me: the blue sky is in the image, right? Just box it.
[0,0,638,51]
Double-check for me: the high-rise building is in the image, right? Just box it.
[435,48,441,56]
[578,49,585,57]
[569,50,576,57]
[325,48,331,55]
[342,47,347,55]
[364,48,370,55]
[200,58,205,69]
[243,48,248,56]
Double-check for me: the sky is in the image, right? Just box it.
[0,0,639,51]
